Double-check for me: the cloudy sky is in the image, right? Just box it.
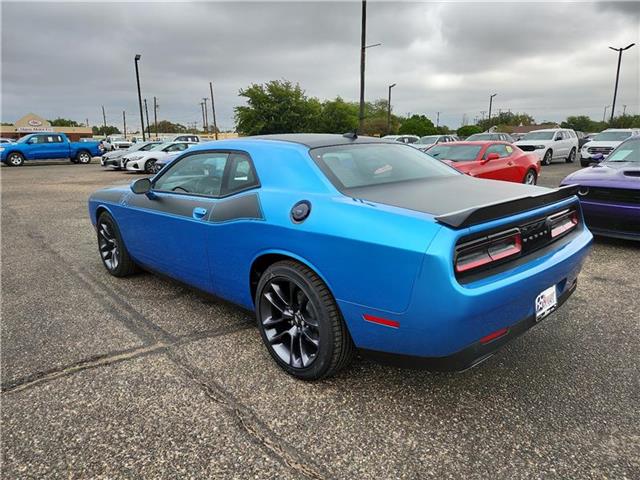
[2,1,639,131]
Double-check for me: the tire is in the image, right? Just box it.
[6,152,24,167]
[256,260,355,380]
[96,212,137,277]
[542,149,552,166]
[523,169,537,185]
[77,150,92,164]
[580,158,590,168]
[152,162,164,174]
[144,159,156,174]
[566,148,576,163]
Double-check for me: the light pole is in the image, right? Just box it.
[134,54,145,141]
[358,0,381,133]
[209,82,218,140]
[488,93,497,123]
[143,99,150,138]
[609,43,635,123]
[436,111,440,128]
[387,83,396,134]
[202,97,209,133]
[603,105,611,122]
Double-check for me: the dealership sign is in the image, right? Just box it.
[17,127,54,132]
[28,119,43,127]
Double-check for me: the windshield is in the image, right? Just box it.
[522,131,555,140]
[604,138,640,163]
[310,143,458,189]
[592,131,633,142]
[427,145,483,162]
[466,134,495,141]
[417,136,440,144]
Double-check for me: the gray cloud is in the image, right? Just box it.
[2,1,638,131]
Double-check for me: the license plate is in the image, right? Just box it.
[535,285,557,321]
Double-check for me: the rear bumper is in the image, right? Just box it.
[361,278,577,371]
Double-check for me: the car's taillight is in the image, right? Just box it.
[455,229,522,273]
[549,210,578,238]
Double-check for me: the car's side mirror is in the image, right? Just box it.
[131,178,152,194]
[486,152,500,161]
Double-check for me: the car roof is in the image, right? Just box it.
[250,133,395,148]
[434,141,507,146]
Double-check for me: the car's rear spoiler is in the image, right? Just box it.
[435,185,579,229]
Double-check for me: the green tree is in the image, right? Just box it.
[477,112,534,131]
[560,115,595,132]
[319,97,359,133]
[235,80,322,135]
[398,115,437,137]
[147,120,189,134]
[49,118,84,127]
[92,125,120,136]
[457,125,482,137]
[608,115,640,129]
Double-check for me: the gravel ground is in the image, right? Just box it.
[1,158,638,479]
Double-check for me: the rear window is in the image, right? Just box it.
[310,143,458,189]
[428,144,483,162]
[466,133,495,141]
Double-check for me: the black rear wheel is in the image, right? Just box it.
[97,212,137,277]
[256,261,354,380]
[144,159,156,174]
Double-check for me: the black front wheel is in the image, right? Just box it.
[523,169,537,185]
[542,150,553,166]
[256,261,354,380]
[97,212,137,277]
[144,159,156,174]
[7,152,24,166]
[77,151,92,164]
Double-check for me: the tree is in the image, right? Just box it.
[148,120,188,134]
[560,115,595,132]
[49,117,84,127]
[457,125,482,137]
[235,80,322,135]
[398,115,436,137]
[319,97,359,133]
[92,125,120,136]
[477,111,534,131]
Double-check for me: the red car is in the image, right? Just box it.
[426,141,541,185]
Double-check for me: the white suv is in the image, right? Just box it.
[579,129,640,166]
[514,129,579,165]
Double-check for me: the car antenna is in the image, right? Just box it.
[343,131,358,140]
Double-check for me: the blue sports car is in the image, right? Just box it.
[88,134,593,380]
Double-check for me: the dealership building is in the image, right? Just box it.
[0,113,93,142]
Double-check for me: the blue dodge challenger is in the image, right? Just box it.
[88,134,593,379]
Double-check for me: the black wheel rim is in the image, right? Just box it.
[259,278,320,369]
[98,222,119,270]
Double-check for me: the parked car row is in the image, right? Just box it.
[0,132,103,166]
[101,140,196,173]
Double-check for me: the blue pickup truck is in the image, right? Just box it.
[0,132,104,166]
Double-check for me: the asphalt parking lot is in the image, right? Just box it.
[2,159,638,479]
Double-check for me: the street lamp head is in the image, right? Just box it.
[389,83,397,88]
[135,54,141,61]
[623,43,636,50]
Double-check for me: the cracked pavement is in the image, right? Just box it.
[1,159,639,479]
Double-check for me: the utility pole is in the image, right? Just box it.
[387,83,396,135]
[202,97,209,133]
[623,104,627,116]
[200,102,206,133]
[85,118,89,127]
[480,111,486,121]
[143,99,150,137]
[359,0,367,133]
[123,111,127,138]
[153,96,159,138]
[488,93,497,122]
[609,43,635,123]
[134,54,145,141]
[209,81,218,140]
[101,105,107,135]
[436,111,440,128]
[603,105,610,122]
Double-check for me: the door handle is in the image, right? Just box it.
[192,207,208,219]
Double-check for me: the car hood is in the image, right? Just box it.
[582,140,624,149]
[104,150,125,159]
[342,175,555,226]
[514,139,551,146]
[562,162,640,188]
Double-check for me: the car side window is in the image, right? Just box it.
[223,153,259,195]
[154,152,229,197]
[485,144,509,158]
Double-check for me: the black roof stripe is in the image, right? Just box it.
[249,133,396,148]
